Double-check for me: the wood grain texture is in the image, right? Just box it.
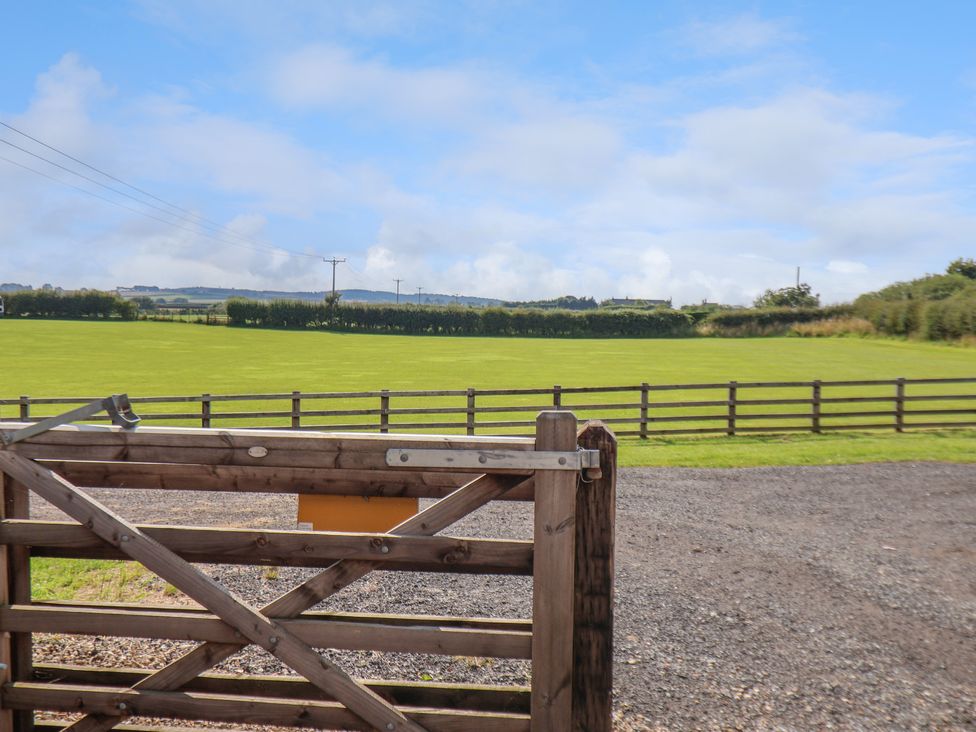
[573,422,616,732]
[4,683,531,732]
[530,412,578,731]
[1,605,532,658]
[32,663,531,713]
[1,520,532,574]
[0,452,424,732]
[63,471,527,732]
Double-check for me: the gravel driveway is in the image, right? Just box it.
[31,462,976,731]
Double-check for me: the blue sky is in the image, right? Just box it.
[1,1,974,304]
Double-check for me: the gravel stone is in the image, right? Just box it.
[30,462,976,730]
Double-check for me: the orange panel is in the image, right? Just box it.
[297,494,419,533]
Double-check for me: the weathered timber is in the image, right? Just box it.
[65,472,527,732]
[1,428,539,473]
[1,520,533,574]
[0,452,425,732]
[4,684,531,732]
[32,601,531,632]
[573,422,616,732]
[0,605,532,658]
[0,473,13,732]
[531,412,578,730]
[4,476,32,731]
[32,664,531,713]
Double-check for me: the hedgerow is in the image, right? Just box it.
[1,290,136,320]
[225,299,696,338]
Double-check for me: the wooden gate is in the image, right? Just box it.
[0,411,615,731]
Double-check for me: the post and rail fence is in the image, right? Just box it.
[0,412,616,731]
[3,377,975,438]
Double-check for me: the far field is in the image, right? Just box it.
[1,319,974,466]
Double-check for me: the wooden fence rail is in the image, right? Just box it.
[0,414,616,731]
[3,377,975,437]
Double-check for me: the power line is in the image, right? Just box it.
[0,123,321,260]
[1,119,202,220]
[0,136,236,241]
[0,153,309,258]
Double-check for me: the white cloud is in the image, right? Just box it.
[677,14,798,57]
[5,33,976,307]
[268,45,485,123]
[827,259,869,275]
[135,0,432,41]
[454,117,622,188]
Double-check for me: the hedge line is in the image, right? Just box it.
[702,305,853,335]
[855,297,976,339]
[0,290,137,319]
[226,299,696,337]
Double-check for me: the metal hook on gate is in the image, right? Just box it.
[0,393,141,447]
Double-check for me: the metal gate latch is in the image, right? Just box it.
[1,394,141,447]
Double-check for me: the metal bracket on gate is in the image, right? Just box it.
[386,447,601,472]
[0,394,141,447]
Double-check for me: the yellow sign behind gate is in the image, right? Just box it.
[297,494,419,533]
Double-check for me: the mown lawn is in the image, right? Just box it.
[1,319,974,467]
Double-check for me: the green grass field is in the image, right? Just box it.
[1,319,974,467]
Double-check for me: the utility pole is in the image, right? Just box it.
[796,266,800,288]
[453,293,460,305]
[417,286,423,305]
[323,257,346,300]
[393,278,403,304]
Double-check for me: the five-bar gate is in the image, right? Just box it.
[0,411,615,731]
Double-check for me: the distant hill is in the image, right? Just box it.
[117,285,501,307]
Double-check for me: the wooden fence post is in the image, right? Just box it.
[812,380,822,434]
[573,421,616,732]
[380,390,390,434]
[466,388,476,436]
[3,475,33,731]
[640,382,649,439]
[553,384,562,409]
[532,411,578,731]
[895,377,906,433]
[727,381,737,436]
[201,393,211,429]
[291,391,302,430]
[18,396,29,422]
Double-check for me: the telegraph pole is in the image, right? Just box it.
[416,286,423,305]
[323,257,346,299]
[393,278,403,304]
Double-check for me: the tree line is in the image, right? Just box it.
[0,290,136,319]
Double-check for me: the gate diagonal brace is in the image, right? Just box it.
[0,394,140,447]
[0,451,425,732]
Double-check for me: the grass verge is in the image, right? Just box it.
[30,557,178,603]
[618,429,976,468]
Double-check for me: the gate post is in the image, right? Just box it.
[531,411,578,731]
[1,473,33,731]
[0,472,11,732]
[574,421,616,732]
